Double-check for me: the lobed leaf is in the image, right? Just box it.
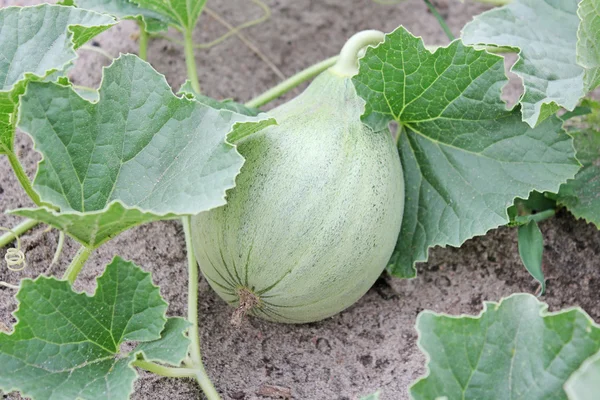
[462,0,598,128]
[352,27,580,278]
[411,294,600,400]
[557,129,600,228]
[0,257,169,400]
[11,55,274,248]
[69,0,169,33]
[0,4,115,155]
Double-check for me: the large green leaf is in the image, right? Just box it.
[462,0,594,127]
[557,129,600,228]
[565,351,600,400]
[130,0,206,31]
[0,257,168,400]
[0,4,115,155]
[411,294,600,400]
[11,55,274,248]
[352,27,580,278]
[70,0,169,33]
[578,0,600,92]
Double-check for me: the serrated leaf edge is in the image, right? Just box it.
[1,4,116,93]
[14,53,274,222]
[409,292,600,399]
[0,256,168,400]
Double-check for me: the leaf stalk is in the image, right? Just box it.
[138,23,149,61]
[63,245,94,284]
[245,56,339,109]
[183,30,201,94]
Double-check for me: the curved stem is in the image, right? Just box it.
[0,219,39,248]
[46,231,65,274]
[245,55,339,109]
[63,245,93,284]
[6,150,43,207]
[133,360,197,378]
[182,216,221,400]
[330,30,385,77]
[184,30,201,94]
[79,45,113,61]
[138,24,149,61]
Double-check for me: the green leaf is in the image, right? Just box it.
[411,293,600,400]
[70,0,169,33]
[0,4,115,155]
[517,220,545,294]
[462,0,592,127]
[0,257,168,400]
[565,351,600,400]
[135,317,191,366]
[578,0,600,92]
[352,27,580,278]
[557,129,600,228]
[179,81,261,116]
[11,54,274,248]
[130,0,206,31]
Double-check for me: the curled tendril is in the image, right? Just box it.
[0,227,26,272]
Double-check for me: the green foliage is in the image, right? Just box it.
[412,294,600,400]
[577,0,600,93]
[68,0,169,33]
[179,81,261,116]
[517,220,545,293]
[462,0,599,127]
[0,4,115,155]
[11,55,274,248]
[557,129,600,228]
[130,0,207,31]
[565,351,600,400]
[352,27,579,278]
[0,257,189,400]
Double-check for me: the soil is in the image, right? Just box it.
[1,0,599,399]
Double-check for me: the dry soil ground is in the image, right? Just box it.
[1,0,600,399]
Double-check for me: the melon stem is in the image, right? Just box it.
[182,216,222,400]
[330,30,386,77]
[231,288,260,326]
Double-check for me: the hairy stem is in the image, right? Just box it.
[0,219,39,248]
[182,216,221,400]
[184,30,201,94]
[423,0,455,41]
[245,56,339,109]
[330,30,385,77]
[138,24,149,61]
[63,245,93,284]
[6,150,43,207]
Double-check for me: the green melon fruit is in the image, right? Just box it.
[191,67,404,324]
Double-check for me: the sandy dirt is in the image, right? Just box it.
[1,0,599,399]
